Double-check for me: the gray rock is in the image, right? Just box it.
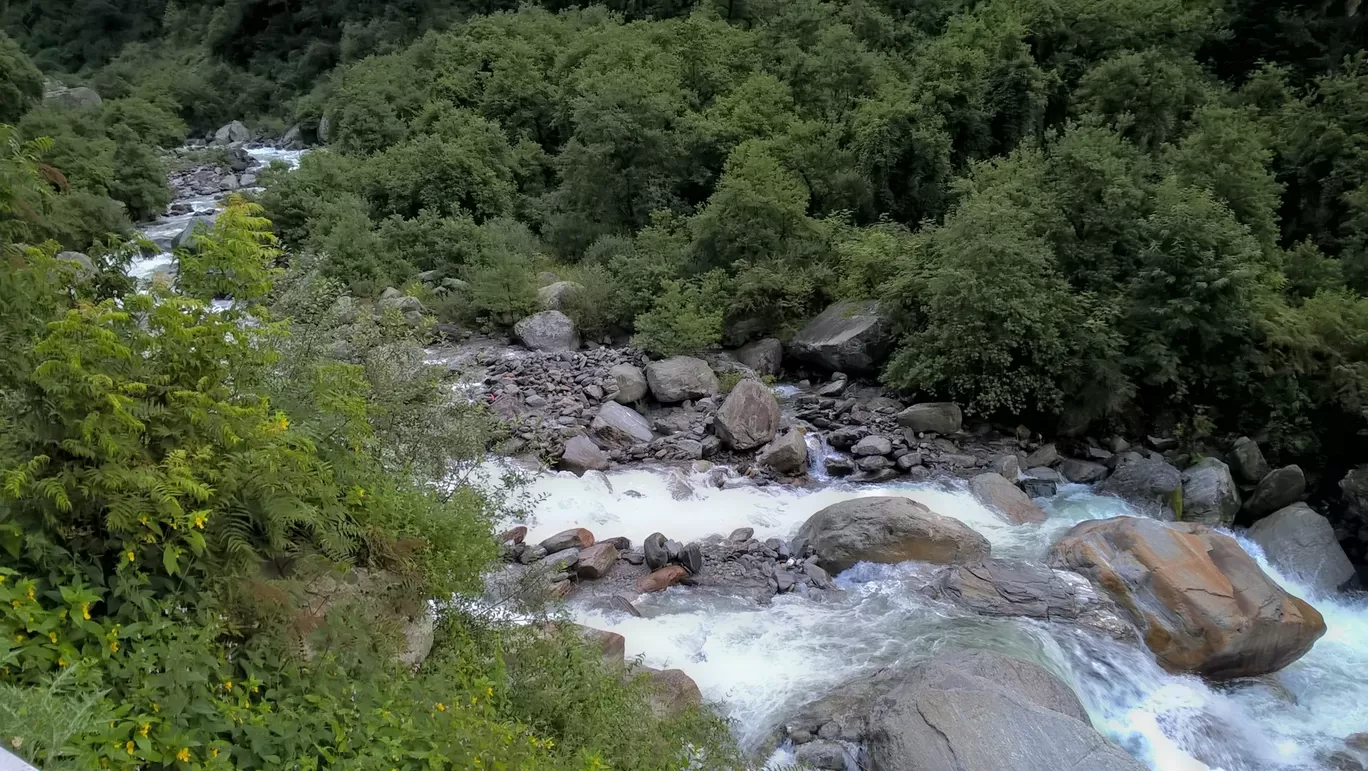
[714,379,781,450]
[897,452,924,471]
[970,472,1047,524]
[590,401,654,449]
[1342,465,1368,516]
[644,533,669,571]
[317,114,332,143]
[857,455,893,472]
[609,363,648,404]
[43,85,102,110]
[172,217,211,252]
[681,543,703,575]
[851,435,893,457]
[929,559,1133,639]
[212,120,251,146]
[1024,443,1059,468]
[645,356,718,404]
[1245,465,1306,517]
[796,496,990,574]
[1019,477,1057,498]
[1059,458,1108,484]
[559,435,608,475]
[281,123,305,149]
[576,542,619,580]
[865,650,1146,771]
[736,338,783,377]
[56,251,94,279]
[757,429,808,474]
[514,310,580,352]
[789,299,891,374]
[896,403,962,435]
[729,528,754,542]
[993,454,1022,479]
[538,281,583,311]
[827,426,867,450]
[793,740,848,770]
[1231,436,1271,484]
[540,527,595,553]
[1181,458,1241,526]
[1099,457,1182,519]
[1248,503,1355,595]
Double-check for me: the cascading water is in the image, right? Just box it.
[504,466,1368,770]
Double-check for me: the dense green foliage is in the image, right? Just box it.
[0,134,740,769]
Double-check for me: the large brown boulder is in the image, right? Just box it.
[865,650,1146,771]
[796,497,990,574]
[1048,517,1326,679]
[970,472,1047,524]
[713,379,781,450]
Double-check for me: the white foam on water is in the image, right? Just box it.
[504,464,1368,770]
[246,146,306,169]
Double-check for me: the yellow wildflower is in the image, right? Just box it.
[435,702,446,712]
[126,551,135,563]
[139,723,150,737]
[223,681,233,692]
[486,686,493,698]
[125,741,135,755]
[48,632,57,644]
[176,747,190,763]
[82,603,90,620]
[211,747,220,758]
[57,658,66,667]
[13,634,23,644]
[193,513,206,529]
[26,586,34,600]
[0,574,5,583]
[109,640,118,653]
[8,600,18,609]
[152,703,159,713]
[9,738,21,749]
[251,685,258,693]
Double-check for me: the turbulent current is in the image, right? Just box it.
[504,466,1368,771]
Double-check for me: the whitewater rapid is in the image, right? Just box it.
[503,465,1367,771]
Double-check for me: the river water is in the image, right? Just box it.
[505,465,1367,771]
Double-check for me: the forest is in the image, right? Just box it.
[1,0,1367,767]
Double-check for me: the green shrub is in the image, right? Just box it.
[631,279,724,357]
[0,32,42,123]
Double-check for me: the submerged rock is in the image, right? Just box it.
[1049,516,1325,679]
[928,559,1134,640]
[796,496,990,575]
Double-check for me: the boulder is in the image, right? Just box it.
[1024,443,1059,469]
[1181,458,1241,526]
[44,85,102,110]
[896,403,962,435]
[639,667,703,718]
[1098,457,1182,518]
[645,357,718,403]
[1343,465,1368,515]
[541,528,595,553]
[637,565,689,593]
[575,542,620,580]
[866,650,1146,771]
[56,251,94,280]
[1248,503,1355,596]
[514,311,580,352]
[757,429,808,474]
[537,281,583,311]
[609,363,648,404]
[212,120,251,146]
[643,533,669,570]
[1244,465,1306,518]
[1059,458,1108,484]
[970,472,1047,524]
[559,435,608,475]
[713,379,781,450]
[1048,517,1326,679]
[172,217,211,252]
[796,497,990,574]
[1231,436,1271,484]
[736,338,783,377]
[851,435,893,457]
[788,299,891,374]
[317,115,332,143]
[929,560,1133,638]
[590,401,654,449]
[281,124,305,149]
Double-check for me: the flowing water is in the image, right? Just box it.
[502,466,1368,771]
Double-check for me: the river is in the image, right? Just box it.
[504,465,1367,771]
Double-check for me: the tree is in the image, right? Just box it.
[0,32,43,124]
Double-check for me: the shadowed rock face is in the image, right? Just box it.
[1248,503,1355,595]
[1049,516,1326,679]
[789,300,891,374]
[796,496,990,574]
